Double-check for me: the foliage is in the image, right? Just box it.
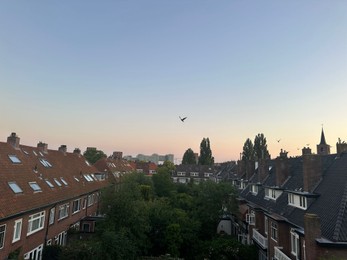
[83,147,106,164]
[254,133,270,160]
[198,138,214,165]
[152,170,175,197]
[242,138,255,161]
[182,148,196,165]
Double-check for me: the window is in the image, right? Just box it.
[85,160,91,166]
[58,203,70,220]
[95,173,106,181]
[39,158,52,167]
[87,194,94,207]
[291,229,300,256]
[27,211,45,235]
[288,193,307,210]
[29,182,42,192]
[177,172,186,176]
[271,222,278,241]
[13,219,22,243]
[83,174,93,182]
[300,196,307,209]
[49,208,55,225]
[60,177,68,186]
[251,185,259,195]
[72,199,81,214]
[54,178,62,187]
[8,181,23,194]
[9,155,21,163]
[73,176,80,182]
[45,180,54,188]
[246,210,255,225]
[288,193,295,204]
[264,216,268,235]
[190,172,199,177]
[265,188,282,200]
[24,244,43,260]
[0,225,6,249]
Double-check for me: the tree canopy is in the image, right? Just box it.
[182,148,196,165]
[83,147,106,164]
[198,138,214,165]
[242,138,255,161]
[254,133,270,160]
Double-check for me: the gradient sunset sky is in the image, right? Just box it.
[1,1,347,163]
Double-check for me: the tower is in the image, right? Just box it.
[317,128,330,155]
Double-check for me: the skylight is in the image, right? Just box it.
[83,174,93,182]
[54,178,62,187]
[45,180,54,188]
[33,151,37,156]
[8,182,23,194]
[8,155,21,164]
[29,182,42,192]
[60,178,68,186]
[73,176,80,182]
[85,160,91,166]
[39,158,52,168]
[22,150,29,155]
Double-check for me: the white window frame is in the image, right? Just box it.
[87,194,94,207]
[29,182,42,192]
[251,184,259,195]
[49,207,55,225]
[246,210,255,225]
[13,219,22,243]
[288,193,307,210]
[24,244,43,260]
[58,203,70,220]
[0,224,6,249]
[72,199,81,214]
[27,211,45,236]
[271,221,278,242]
[291,229,300,257]
[9,155,21,163]
[264,216,268,235]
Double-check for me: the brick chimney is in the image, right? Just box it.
[275,149,289,187]
[37,142,48,154]
[302,147,312,156]
[237,160,245,178]
[303,154,322,192]
[245,160,255,180]
[257,159,269,183]
[7,132,20,149]
[112,151,123,160]
[73,148,81,155]
[58,145,67,153]
[336,138,347,154]
[304,213,321,260]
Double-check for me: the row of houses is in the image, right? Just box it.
[220,129,347,260]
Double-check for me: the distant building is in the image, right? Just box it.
[123,153,174,165]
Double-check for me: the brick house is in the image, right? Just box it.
[231,129,347,260]
[0,133,108,260]
[172,164,216,184]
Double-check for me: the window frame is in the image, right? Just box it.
[271,221,278,242]
[291,229,300,257]
[72,199,81,214]
[0,224,6,249]
[13,218,22,243]
[49,207,55,225]
[58,203,70,220]
[27,211,45,236]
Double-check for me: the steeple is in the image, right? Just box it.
[317,127,330,155]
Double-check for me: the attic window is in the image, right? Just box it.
[8,182,23,194]
[33,151,37,156]
[265,188,283,201]
[39,152,44,157]
[39,158,52,168]
[83,174,93,182]
[60,178,68,186]
[45,180,54,188]
[54,178,62,187]
[73,176,80,182]
[288,193,307,210]
[29,182,42,192]
[22,150,29,155]
[90,173,98,181]
[85,160,91,166]
[8,155,21,164]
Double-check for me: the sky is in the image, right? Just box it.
[1,1,347,163]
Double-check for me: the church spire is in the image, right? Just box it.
[317,127,330,155]
[320,128,327,145]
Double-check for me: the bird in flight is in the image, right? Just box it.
[179,116,187,122]
[277,139,281,143]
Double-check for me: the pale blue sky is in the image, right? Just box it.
[1,1,347,162]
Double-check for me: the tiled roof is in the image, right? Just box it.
[0,140,108,220]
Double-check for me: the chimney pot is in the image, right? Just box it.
[37,142,48,153]
[7,132,20,149]
[58,145,67,153]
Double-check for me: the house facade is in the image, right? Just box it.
[172,164,216,184]
[0,133,108,260]
[231,129,347,260]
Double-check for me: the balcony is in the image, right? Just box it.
[252,229,268,249]
[274,247,291,260]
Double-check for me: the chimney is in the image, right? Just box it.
[58,145,67,153]
[303,154,322,192]
[245,160,255,180]
[37,142,48,154]
[304,213,321,260]
[194,153,199,164]
[112,151,123,160]
[302,147,312,156]
[275,149,289,187]
[237,160,245,178]
[257,159,269,183]
[7,132,20,149]
[73,148,81,155]
[336,138,347,154]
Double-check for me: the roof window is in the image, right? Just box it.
[85,160,91,166]
[45,180,54,188]
[8,182,23,194]
[22,149,29,155]
[33,151,37,156]
[54,178,62,187]
[29,182,42,192]
[8,155,21,164]
[39,158,52,168]
[60,177,68,186]
[83,174,93,182]
[73,176,80,182]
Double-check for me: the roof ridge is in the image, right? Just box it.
[332,181,347,241]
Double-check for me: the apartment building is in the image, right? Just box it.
[0,133,108,260]
[172,164,216,184]
[231,129,347,260]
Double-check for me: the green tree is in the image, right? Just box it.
[198,138,214,165]
[152,171,175,197]
[83,147,106,164]
[254,133,270,160]
[182,148,196,165]
[242,138,255,161]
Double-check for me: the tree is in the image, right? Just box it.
[182,148,197,165]
[83,147,106,164]
[198,138,214,165]
[242,138,255,161]
[254,133,270,160]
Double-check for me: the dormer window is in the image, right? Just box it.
[8,155,21,164]
[240,180,247,189]
[265,188,282,200]
[177,172,186,176]
[29,182,42,192]
[251,184,259,195]
[288,193,307,210]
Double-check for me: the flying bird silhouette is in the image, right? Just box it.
[179,116,187,122]
[277,139,281,143]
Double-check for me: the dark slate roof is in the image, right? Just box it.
[320,128,327,145]
[240,154,347,242]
